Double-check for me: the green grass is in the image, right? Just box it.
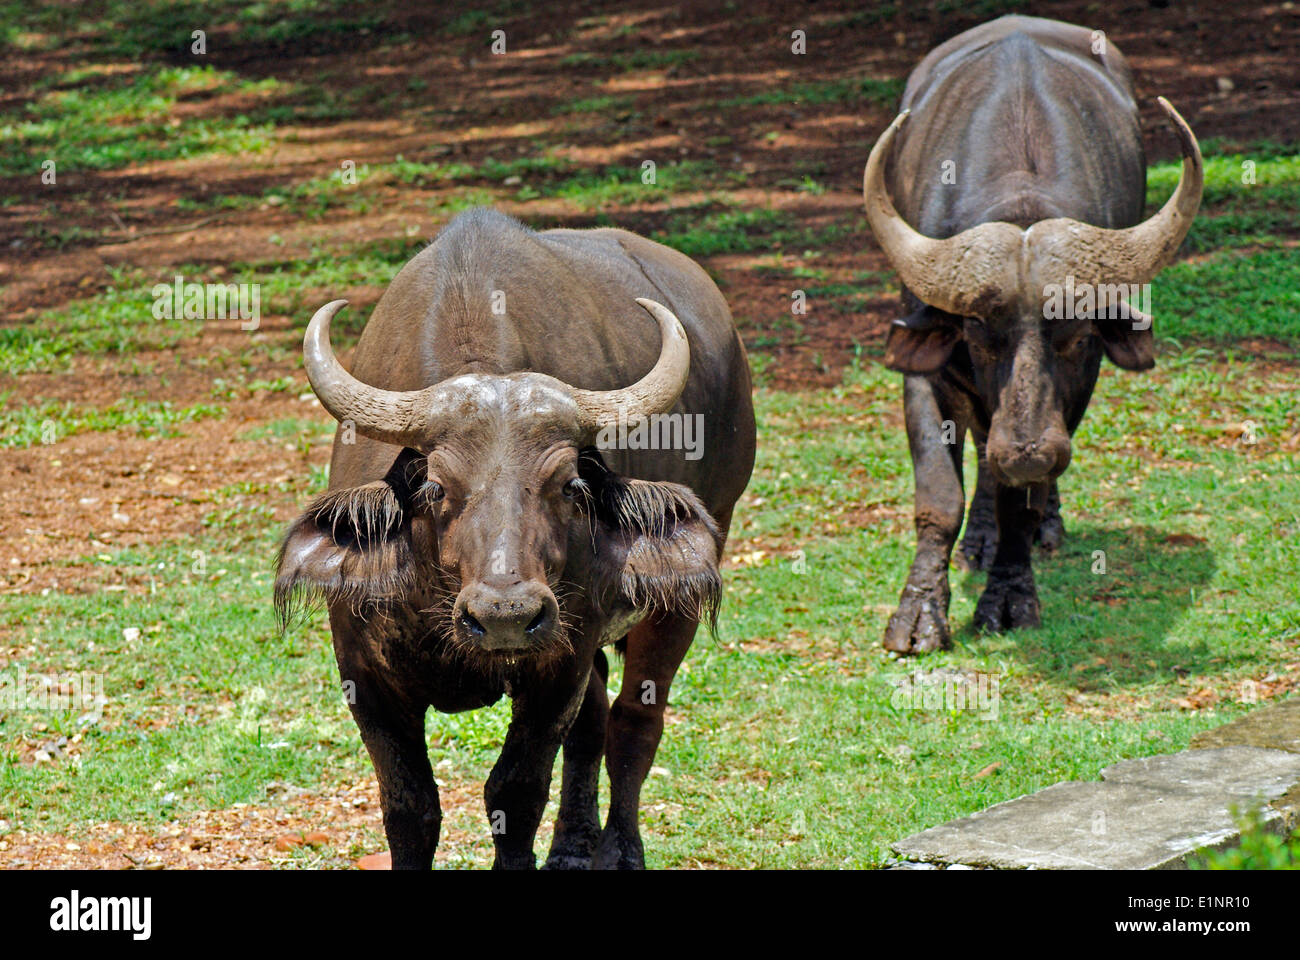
[236,417,333,445]
[550,94,634,116]
[0,278,203,373]
[0,396,225,448]
[654,208,866,258]
[0,244,421,373]
[178,156,723,218]
[0,0,391,56]
[715,76,904,110]
[0,66,276,177]
[1192,806,1300,869]
[537,161,722,209]
[3,352,1296,866]
[558,50,698,71]
[1153,248,1300,341]
[1149,146,1300,253]
[655,208,793,256]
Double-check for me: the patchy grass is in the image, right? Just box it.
[4,353,1296,865]
[0,66,277,177]
[715,76,905,110]
[558,50,698,72]
[0,244,424,373]
[551,94,634,116]
[655,208,793,256]
[2,0,1296,868]
[0,396,226,448]
[1149,143,1300,253]
[0,279,202,373]
[1154,248,1300,342]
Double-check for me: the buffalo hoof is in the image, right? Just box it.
[883,584,951,654]
[541,853,592,870]
[491,851,538,870]
[956,522,997,571]
[592,829,644,870]
[543,825,599,870]
[974,565,1041,632]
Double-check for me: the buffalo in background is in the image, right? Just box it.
[863,15,1203,653]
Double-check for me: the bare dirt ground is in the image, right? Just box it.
[1,0,1297,867]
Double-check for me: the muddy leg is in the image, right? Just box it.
[884,375,966,654]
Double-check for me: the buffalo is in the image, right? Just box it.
[275,208,755,868]
[862,16,1203,653]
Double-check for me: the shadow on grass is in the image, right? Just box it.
[954,522,1217,688]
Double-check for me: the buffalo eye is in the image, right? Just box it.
[562,477,588,501]
[424,480,445,503]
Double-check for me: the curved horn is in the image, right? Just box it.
[1026,97,1203,290]
[303,300,443,448]
[863,110,1022,317]
[569,298,690,437]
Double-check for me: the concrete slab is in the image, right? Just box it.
[897,781,1245,869]
[892,745,1300,870]
[1101,745,1300,797]
[1190,696,1300,753]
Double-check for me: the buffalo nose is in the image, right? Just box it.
[995,439,1071,486]
[457,582,557,650]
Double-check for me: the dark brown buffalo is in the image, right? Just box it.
[863,16,1202,653]
[275,208,755,868]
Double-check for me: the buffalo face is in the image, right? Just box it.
[274,300,722,666]
[869,100,1202,488]
[884,298,1159,487]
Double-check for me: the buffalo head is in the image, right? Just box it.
[275,298,721,664]
[863,97,1203,486]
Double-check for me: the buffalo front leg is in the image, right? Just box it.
[974,482,1044,631]
[885,375,966,654]
[544,650,610,870]
[347,683,441,870]
[485,663,589,870]
[594,611,697,869]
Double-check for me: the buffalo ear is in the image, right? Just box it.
[579,451,722,629]
[883,305,962,374]
[273,447,428,627]
[1092,308,1155,371]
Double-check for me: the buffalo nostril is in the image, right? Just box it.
[525,609,549,635]
[460,612,486,637]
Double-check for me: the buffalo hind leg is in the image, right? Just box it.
[974,483,1043,631]
[957,435,997,571]
[349,684,441,870]
[960,442,1064,567]
[885,375,966,654]
[544,650,610,870]
[485,662,588,870]
[594,611,696,869]
[1034,481,1064,553]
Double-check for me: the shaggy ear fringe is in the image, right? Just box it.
[593,472,724,635]
[273,532,418,633]
[619,559,722,635]
[305,481,405,546]
[595,473,722,548]
[272,481,417,633]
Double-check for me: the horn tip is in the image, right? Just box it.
[635,296,683,328]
